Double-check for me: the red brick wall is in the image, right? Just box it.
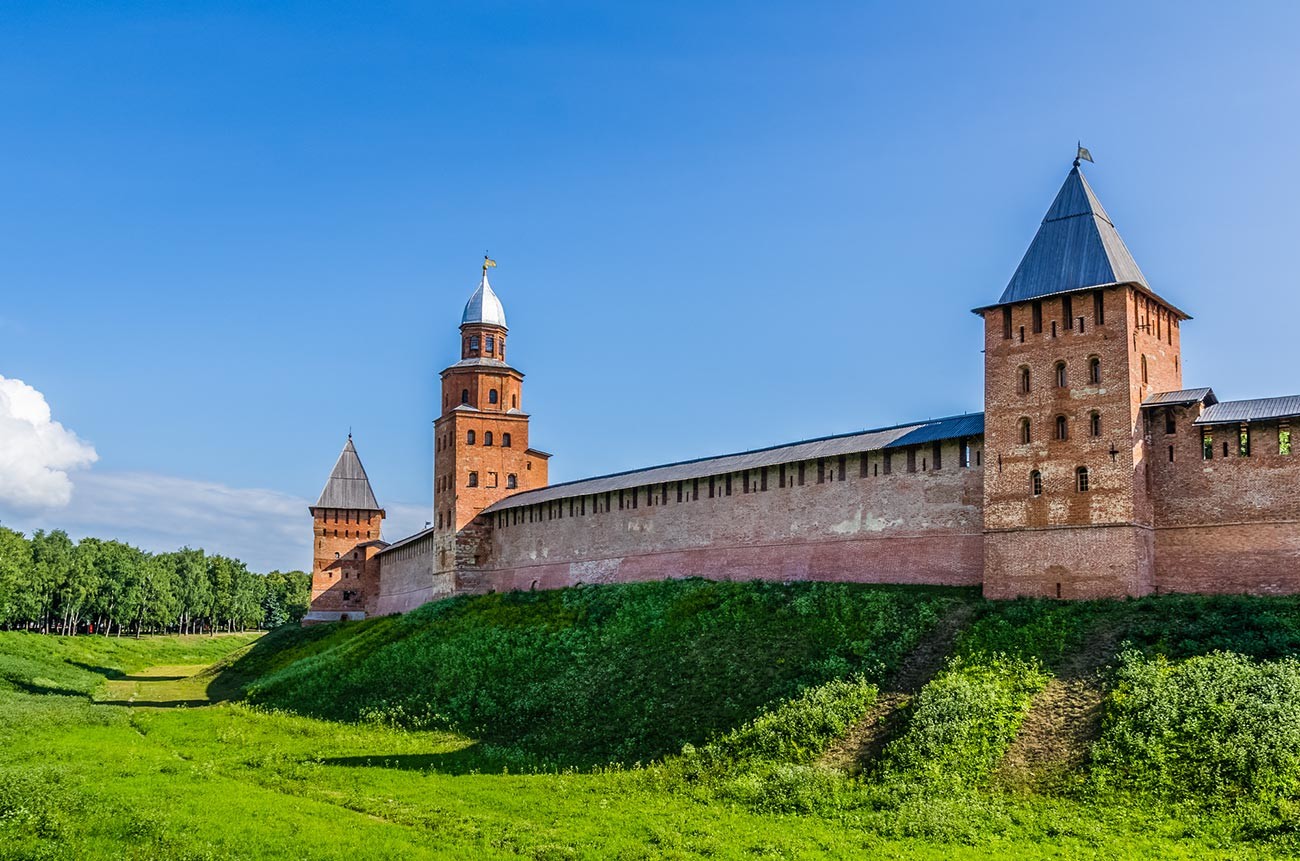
[984,525,1153,599]
[981,286,1184,598]
[1150,406,1300,593]
[307,507,384,622]
[435,411,546,532]
[459,443,985,594]
[371,534,455,616]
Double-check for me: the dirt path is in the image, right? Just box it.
[993,621,1125,793]
[99,664,215,708]
[819,603,977,776]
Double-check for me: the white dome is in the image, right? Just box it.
[461,271,507,328]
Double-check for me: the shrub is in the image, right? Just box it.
[881,654,1049,789]
[704,675,877,765]
[1091,651,1300,801]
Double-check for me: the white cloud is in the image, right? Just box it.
[0,376,98,509]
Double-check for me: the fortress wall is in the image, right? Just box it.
[456,442,985,595]
[1150,409,1300,594]
[372,531,456,616]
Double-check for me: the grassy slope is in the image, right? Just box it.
[4,584,1300,858]
[243,580,965,767]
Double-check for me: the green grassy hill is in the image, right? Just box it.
[7,580,1300,859]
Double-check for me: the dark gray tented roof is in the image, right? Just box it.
[1142,388,1217,408]
[313,437,382,511]
[997,166,1149,306]
[482,413,984,513]
[1195,396,1300,426]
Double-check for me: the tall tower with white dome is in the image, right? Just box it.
[433,257,549,540]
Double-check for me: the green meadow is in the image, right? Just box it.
[5,580,1300,859]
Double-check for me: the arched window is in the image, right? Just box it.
[502,433,512,447]
[461,389,469,404]
[511,394,518,409]
[1088,356,1101,384]
[489,389,499,404]
[1018,366,1031,394]
[484,431,493,446]
[467,430,476,445]
[469,335,480,352]
[1141,355,1149,384]
[1055,361,1067,388]
[1055,415,1068,440]
[1090,411,1102,437]
[467,471,478,487]
[1019,417,1031,445]
[507,474,517,489]
[1030,470,1043,497]
[1076,466,1090,492]
[486,335,495,354]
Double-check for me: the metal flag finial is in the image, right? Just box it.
[482,252,497,275]
[1074,142,1094,168]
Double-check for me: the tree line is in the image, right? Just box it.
[0,526,310,636]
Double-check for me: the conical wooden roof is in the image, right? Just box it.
[313,437,382,511]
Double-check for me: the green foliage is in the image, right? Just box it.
[702,675,878,765]
[1092,651,1300,801]
[6,592,1300,858]
[881,654,1049,788]
[246,580,960,767]
[955,598,1097,665]
[1120,595,1300,660]
[0,524,309,635]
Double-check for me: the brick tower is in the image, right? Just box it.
[977,159,1189,598]
[304,436,387,624]
[433,257,549,546]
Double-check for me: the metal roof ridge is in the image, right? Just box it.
[485,412,983,503]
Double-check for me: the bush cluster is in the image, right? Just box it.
[881,654,1049,789]
[246,580,960,767]
[1091,650,1300,801]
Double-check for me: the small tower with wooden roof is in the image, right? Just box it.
[304,435,387,624]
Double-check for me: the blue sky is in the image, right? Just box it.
[2,1,1299,570]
